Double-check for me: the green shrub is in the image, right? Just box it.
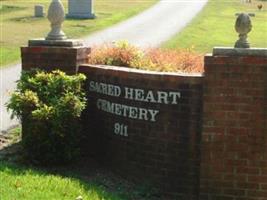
[7,70,87,165]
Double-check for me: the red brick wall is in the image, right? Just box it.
[21,46,90,74]
[20,45,267,199]
[79,64,203,199]
[200,54,267,200]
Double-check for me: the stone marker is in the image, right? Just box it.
[34,5,45,17]
[67,0,95,19]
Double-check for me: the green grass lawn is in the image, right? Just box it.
[163,0,267,53]
[0,159,158,200]
[0,0,158,67]
[0,161,124,200]
[0,128,157,200]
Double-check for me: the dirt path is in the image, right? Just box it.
[0,0,208,132]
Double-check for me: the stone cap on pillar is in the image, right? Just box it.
[212,47,267,57]
[28,0,85,48]
[28,38,84,47]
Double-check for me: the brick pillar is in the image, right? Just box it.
[200,47,267,199]
[21,40,90,74]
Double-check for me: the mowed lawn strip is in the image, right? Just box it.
[0,0,158,67]
[163,0,267,53]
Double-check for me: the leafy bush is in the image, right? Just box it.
[7,70,87,165]
[88,41,144,67]
[88,41,204,73]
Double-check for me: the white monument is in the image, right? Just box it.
[67,0,95,19]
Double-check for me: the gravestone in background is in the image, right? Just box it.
[34,5,45,17]
[67,0,95,19]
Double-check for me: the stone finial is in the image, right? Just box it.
[46,0,66,40]
[234,13,254,48]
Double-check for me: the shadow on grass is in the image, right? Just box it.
[0,5,27,14]
[7,16,45,23]
[0,142,158,200]
[0,125,160,200]
[0,160,123,200]
[65,18,96,21]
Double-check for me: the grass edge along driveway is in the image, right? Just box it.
[163,0,267,53]
[0,0,158,67]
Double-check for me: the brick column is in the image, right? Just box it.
[200,48,267,199]
[21,41,90,74]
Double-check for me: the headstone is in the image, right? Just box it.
[34,5,45,17]
[67,0,95,19]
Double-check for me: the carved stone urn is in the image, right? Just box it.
[234,13,252,48]
[46,0,67,40]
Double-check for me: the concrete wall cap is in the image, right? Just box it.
[80,64,204,77]
[213,47,267,57]
[28,39,84,47]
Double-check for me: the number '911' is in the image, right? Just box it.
[114,123,128,137]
